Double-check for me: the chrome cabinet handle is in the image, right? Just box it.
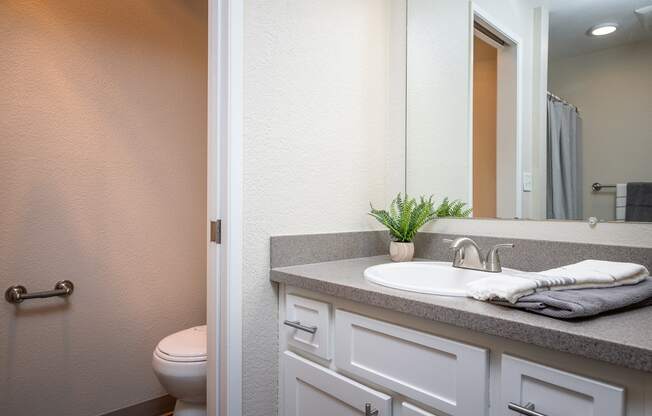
[508,402,547,416]
[5,280,74,304]
[283,320,317,334]
[365,403,378,416]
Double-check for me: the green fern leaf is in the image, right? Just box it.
[369,193,438,242]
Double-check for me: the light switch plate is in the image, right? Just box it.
[522,172,532,192]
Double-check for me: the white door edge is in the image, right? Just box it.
[208,0,243,415]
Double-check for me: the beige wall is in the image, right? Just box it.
[0,1,207,415]
[549,39,652,221]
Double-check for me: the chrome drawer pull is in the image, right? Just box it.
[508,402,547,416]
[365,403,378,416]
[283,320,317,334]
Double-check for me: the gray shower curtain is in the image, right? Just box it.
[547,95,582,220]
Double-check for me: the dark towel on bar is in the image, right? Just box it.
[626,182,652,222]
[492,278,652,319]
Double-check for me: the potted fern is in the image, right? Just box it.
[369,193,438,262]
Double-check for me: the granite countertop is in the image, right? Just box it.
[271,255,652,373]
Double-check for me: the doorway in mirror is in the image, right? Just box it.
[471,18,519,220]
[472,36,498,218]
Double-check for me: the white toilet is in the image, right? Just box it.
[152,325,207,416]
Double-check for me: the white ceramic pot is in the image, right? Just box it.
[389,241,414,262]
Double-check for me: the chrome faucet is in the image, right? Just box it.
[444,237,514,273]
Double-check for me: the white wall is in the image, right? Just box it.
[243,1,403,414]
[386,0,408,201]
[406,0,540,218]
[0,1,207,415]
[406,0,470,203]
[548,39,652,221]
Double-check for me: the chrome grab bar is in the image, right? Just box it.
[508,402,547,416]
[283,320,317,334]
[5,280,74,304]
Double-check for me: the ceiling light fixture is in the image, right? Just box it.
[587,23,619,36]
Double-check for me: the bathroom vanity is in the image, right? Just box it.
[264,0,652,411]
[272,254,652,416]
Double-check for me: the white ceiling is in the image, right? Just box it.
[547,0,652,60]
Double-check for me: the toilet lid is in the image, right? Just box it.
[155,325,207,362]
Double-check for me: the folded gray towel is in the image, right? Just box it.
[492,278,652,319]
[626,182,652,222]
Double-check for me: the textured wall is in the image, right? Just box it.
[549,39,652,221]
[0,1,207,415]
[243,0,400,414]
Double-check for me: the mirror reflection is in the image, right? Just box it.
[405,0,652,223]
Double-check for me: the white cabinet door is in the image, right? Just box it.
[284,351,392,416]
[400,402,437,416]
[335,310,489,416]
[501,354,625,416]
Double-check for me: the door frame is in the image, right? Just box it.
[469,3,524,219]
[531,6,549,220]
[207,0,243,415]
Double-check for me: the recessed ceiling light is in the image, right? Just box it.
[588,23,618,36]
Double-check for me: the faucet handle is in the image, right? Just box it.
[485,243,515,272]
[442,238,454,245]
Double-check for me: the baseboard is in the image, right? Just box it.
[99,395,175,416]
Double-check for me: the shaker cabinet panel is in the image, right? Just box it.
[400,402,438,416]
[284,351,392,416]
[335,310,489,416]
[285,294,331,360]
[501,354,625,416]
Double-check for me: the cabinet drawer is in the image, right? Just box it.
[285,294,331,360]
[400,402,436,416]
[501,354,624,416]
[335,310,489,415]
[284,351,392,416]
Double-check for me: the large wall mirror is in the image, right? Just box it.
[404,0,652,223]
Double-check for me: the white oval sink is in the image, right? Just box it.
[364,261,515,297]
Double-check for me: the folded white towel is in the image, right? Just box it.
[466,260,649,303]
[616,183,627,198]
[616,184,627,221]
